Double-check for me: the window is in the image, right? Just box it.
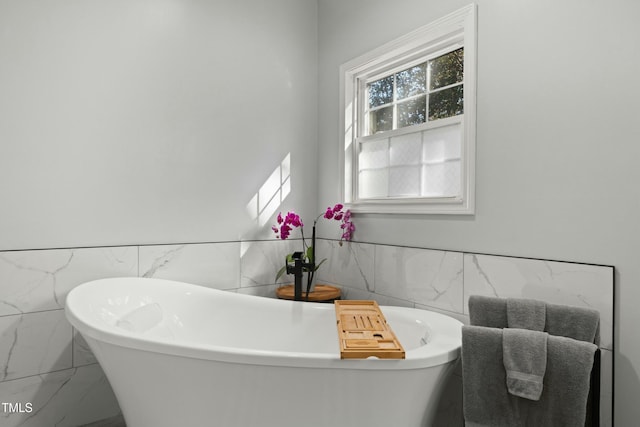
[340,4,477,214]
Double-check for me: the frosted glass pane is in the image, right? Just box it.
[359,139,389,170]
[389,166,420,197]
[423,124,461,163]
[359,169,388,199]
[421,160,460,197]
[390,133,421,166]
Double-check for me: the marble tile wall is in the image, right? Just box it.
[0,247,137,427]
[0,240,615,426]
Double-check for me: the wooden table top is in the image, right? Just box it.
[275,284,341,302]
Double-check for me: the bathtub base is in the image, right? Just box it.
[90,339,456,427]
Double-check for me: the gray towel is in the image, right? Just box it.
[462,325,597,427]
[462,326,513,427]
[546,302,600,344]
[506,298,546,331]
[469,295,600,344]
[468,295,507,328]
[503,328,547,400]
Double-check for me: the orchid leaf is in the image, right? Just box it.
[275,264,287,283]
[314,258,327,271]
[306,246,314,263]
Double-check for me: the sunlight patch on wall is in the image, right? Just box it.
[344,101,353,152]
[246,153,291,229]
[343,100,354,202]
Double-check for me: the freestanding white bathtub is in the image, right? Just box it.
[66,277,462,427]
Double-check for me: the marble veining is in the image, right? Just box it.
[0,247,137,316]
[73,330,97,367]
[469,254,499,297]
[140,245,185,278]
[0,365,120,427]
[0,310,72,382]
[0,251,74,315]
[375,246,464,313]
[139,243,240,290]
[316,240,374,292]
[239,239,299,287]
[2,315,21,381]
[345,242,375,293]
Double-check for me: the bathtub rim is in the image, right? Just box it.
[66,277,462,371]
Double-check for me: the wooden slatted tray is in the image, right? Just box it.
[335,300,405,359]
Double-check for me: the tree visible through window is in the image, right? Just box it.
[366,48,464,135]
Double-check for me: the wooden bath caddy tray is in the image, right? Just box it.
[334,300,405,359]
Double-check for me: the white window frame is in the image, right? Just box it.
[339,4,477,215]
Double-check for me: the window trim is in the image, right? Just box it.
[339,4,477,215]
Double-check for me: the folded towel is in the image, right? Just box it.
[469,295,600,345]
[507,298,546,331]
[503,328,548,400]
[546,302,600,344]
[468,295,507,328]
[462,325,598,427]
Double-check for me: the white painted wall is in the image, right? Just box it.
[0,0,318,250]
[317,0,640,424]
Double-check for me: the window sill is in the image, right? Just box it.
[347,197,474,215]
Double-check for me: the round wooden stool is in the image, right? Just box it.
[275,284,341,303]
